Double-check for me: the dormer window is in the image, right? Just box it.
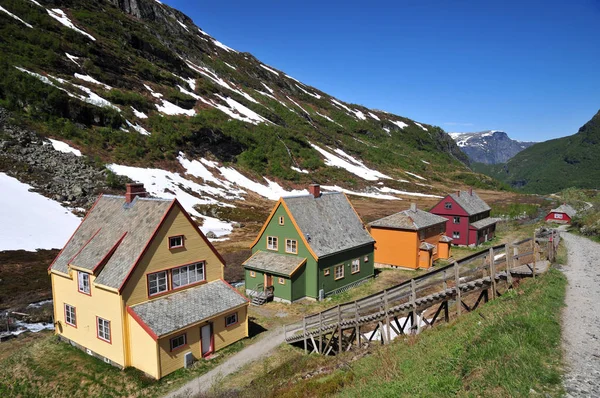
[169,235,184,249]
[445,202,452,209]
[77,271,91,295]
[278,216,284,225]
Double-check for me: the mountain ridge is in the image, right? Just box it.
[449,130,535,164]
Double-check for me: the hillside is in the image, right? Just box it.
[449,130,535,164]
[0,0,505,247]
[475,110,600,194]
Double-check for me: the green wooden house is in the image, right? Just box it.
[244,184,375,303]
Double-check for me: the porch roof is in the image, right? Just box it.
[243,251,307,277]
[470,217,501,230]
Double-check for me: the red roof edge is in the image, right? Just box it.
[92,231,128,274]
[48,194,104,272]
[220,278,250,303]
[126,306,158,341]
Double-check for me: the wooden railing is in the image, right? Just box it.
[284,235,549,344]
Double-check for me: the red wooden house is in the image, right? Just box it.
[430,189,499,246]
[545,204,576,224]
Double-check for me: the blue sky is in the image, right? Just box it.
[164,0,600,141]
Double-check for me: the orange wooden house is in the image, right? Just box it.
[369,204,452,269]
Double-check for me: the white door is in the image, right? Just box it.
[201,324,213,357]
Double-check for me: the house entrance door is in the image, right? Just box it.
[264,273,273,288]
[201,323,213,357]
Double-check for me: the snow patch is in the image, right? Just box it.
[405,171,426,181]
[177,20,189,32]
[376,187,442,198]
[186,60,257,104]
[212,94,270,125]
[144,84,163,98]
[48,139,82,156]
[391,120,408,129]
[65,53,80,67]
[309,143,391,181]
[295,84,321,99]
[74,73,112,90]
[0,5,33,28]
[156,99,195,116]
[224,62,237,70]
[212,38,237,53]
[368,112,380,121]
[131,107,148,119]
[0,173,82,251]
[126,120,150,136]
[421,160,430,164]
[47,9,96,41]
[260,64,280,76]
[414,122,428,131]
[261,82,275,94]
[321,186,401,201]
[291,166,309,174]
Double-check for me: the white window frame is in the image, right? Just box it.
[97,317,111,343]
[334,264,344,280]
[324,268,330,276]
[78,271,90,295]
[65,304,76,327]
[267,236,278,251]
[278,277,285,285]
[453,231,460,239]
[148,270,168,296]
[172,262,205,289]
[225,313,238,327]
[445,202,452,209]
[170,334,187,351]
[250,270,256,278]
[555,213,563,219]
[285,239,298,254]
[169,235,184,249]
[351,259,360,274]
[278,216,284,225]
[453,216,460,224]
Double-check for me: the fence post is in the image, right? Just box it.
[454,261,461,317]
[384,289,391,343]
[355,301,360,348]
[411,279,417,334]
[318,312,323,354]
[513,243,519,270]
[338,305,343,352]
[505,244,513,287]
[443,269,447,291]
[532,232,537,279]
[489,247,496,299]
[303,316,307,354]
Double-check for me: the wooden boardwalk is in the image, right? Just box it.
[284,234,557,355]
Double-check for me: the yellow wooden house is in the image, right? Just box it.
[49,183,249,379]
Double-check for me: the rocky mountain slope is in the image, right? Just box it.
[0,0,503,247]
[449,130,535,164]
[475,110,600,194]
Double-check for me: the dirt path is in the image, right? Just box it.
[164,327,285,398]
[560,232,600,397]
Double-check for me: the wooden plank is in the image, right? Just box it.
[318,312,323,353]
[410,279,417,334]
[489,247,497,299]
[505,243,513,287]
[532,231,536,279]
[338,305,343,350]
[454,261,461,317]
[303,317,307,354]
[384,289,391,344]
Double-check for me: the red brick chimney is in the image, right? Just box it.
[468,187,473,196]
[456,190,460,197]
[308,184,321,198]
[125,183,147,203]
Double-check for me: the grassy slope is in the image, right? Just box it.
[475,110,600,194]
[218,269,566,398]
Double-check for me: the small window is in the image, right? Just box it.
[364,255,369,262]
[78,271,91,295]
[97,317,111,343]
[334,264,344,280]
[324,268,330,276]
[225,313,238,327]
[65,304,76,327]
[285,239,297,254]
[453,231,460,239]
[278,277,285,285]
[278,216,284,225]
[351,259,360,274]
[445,202,452,209]
[555,213,563,219]
[148,271,168,296]
[169,235,184,249]
[250,271,256,277]
[267,236,278,251]
[453,216,460,224]
[170,334,187,351]
[172,262,205,289]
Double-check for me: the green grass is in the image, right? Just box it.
[220,269,566,398]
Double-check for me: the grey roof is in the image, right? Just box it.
[448,191,491,216]
[243,251,306,276]
[50,195,173,289]
[420,242,436,251]
[282,192,374,258]
[130,280,247,337]
[439,235,453,243]
[550,204,577,218]
[369,208,447,230]
[470,217,500,230]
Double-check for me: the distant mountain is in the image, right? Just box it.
[475,110,600,194]
[449,131,536,164]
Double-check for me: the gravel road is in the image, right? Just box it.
[561,232,600,397]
